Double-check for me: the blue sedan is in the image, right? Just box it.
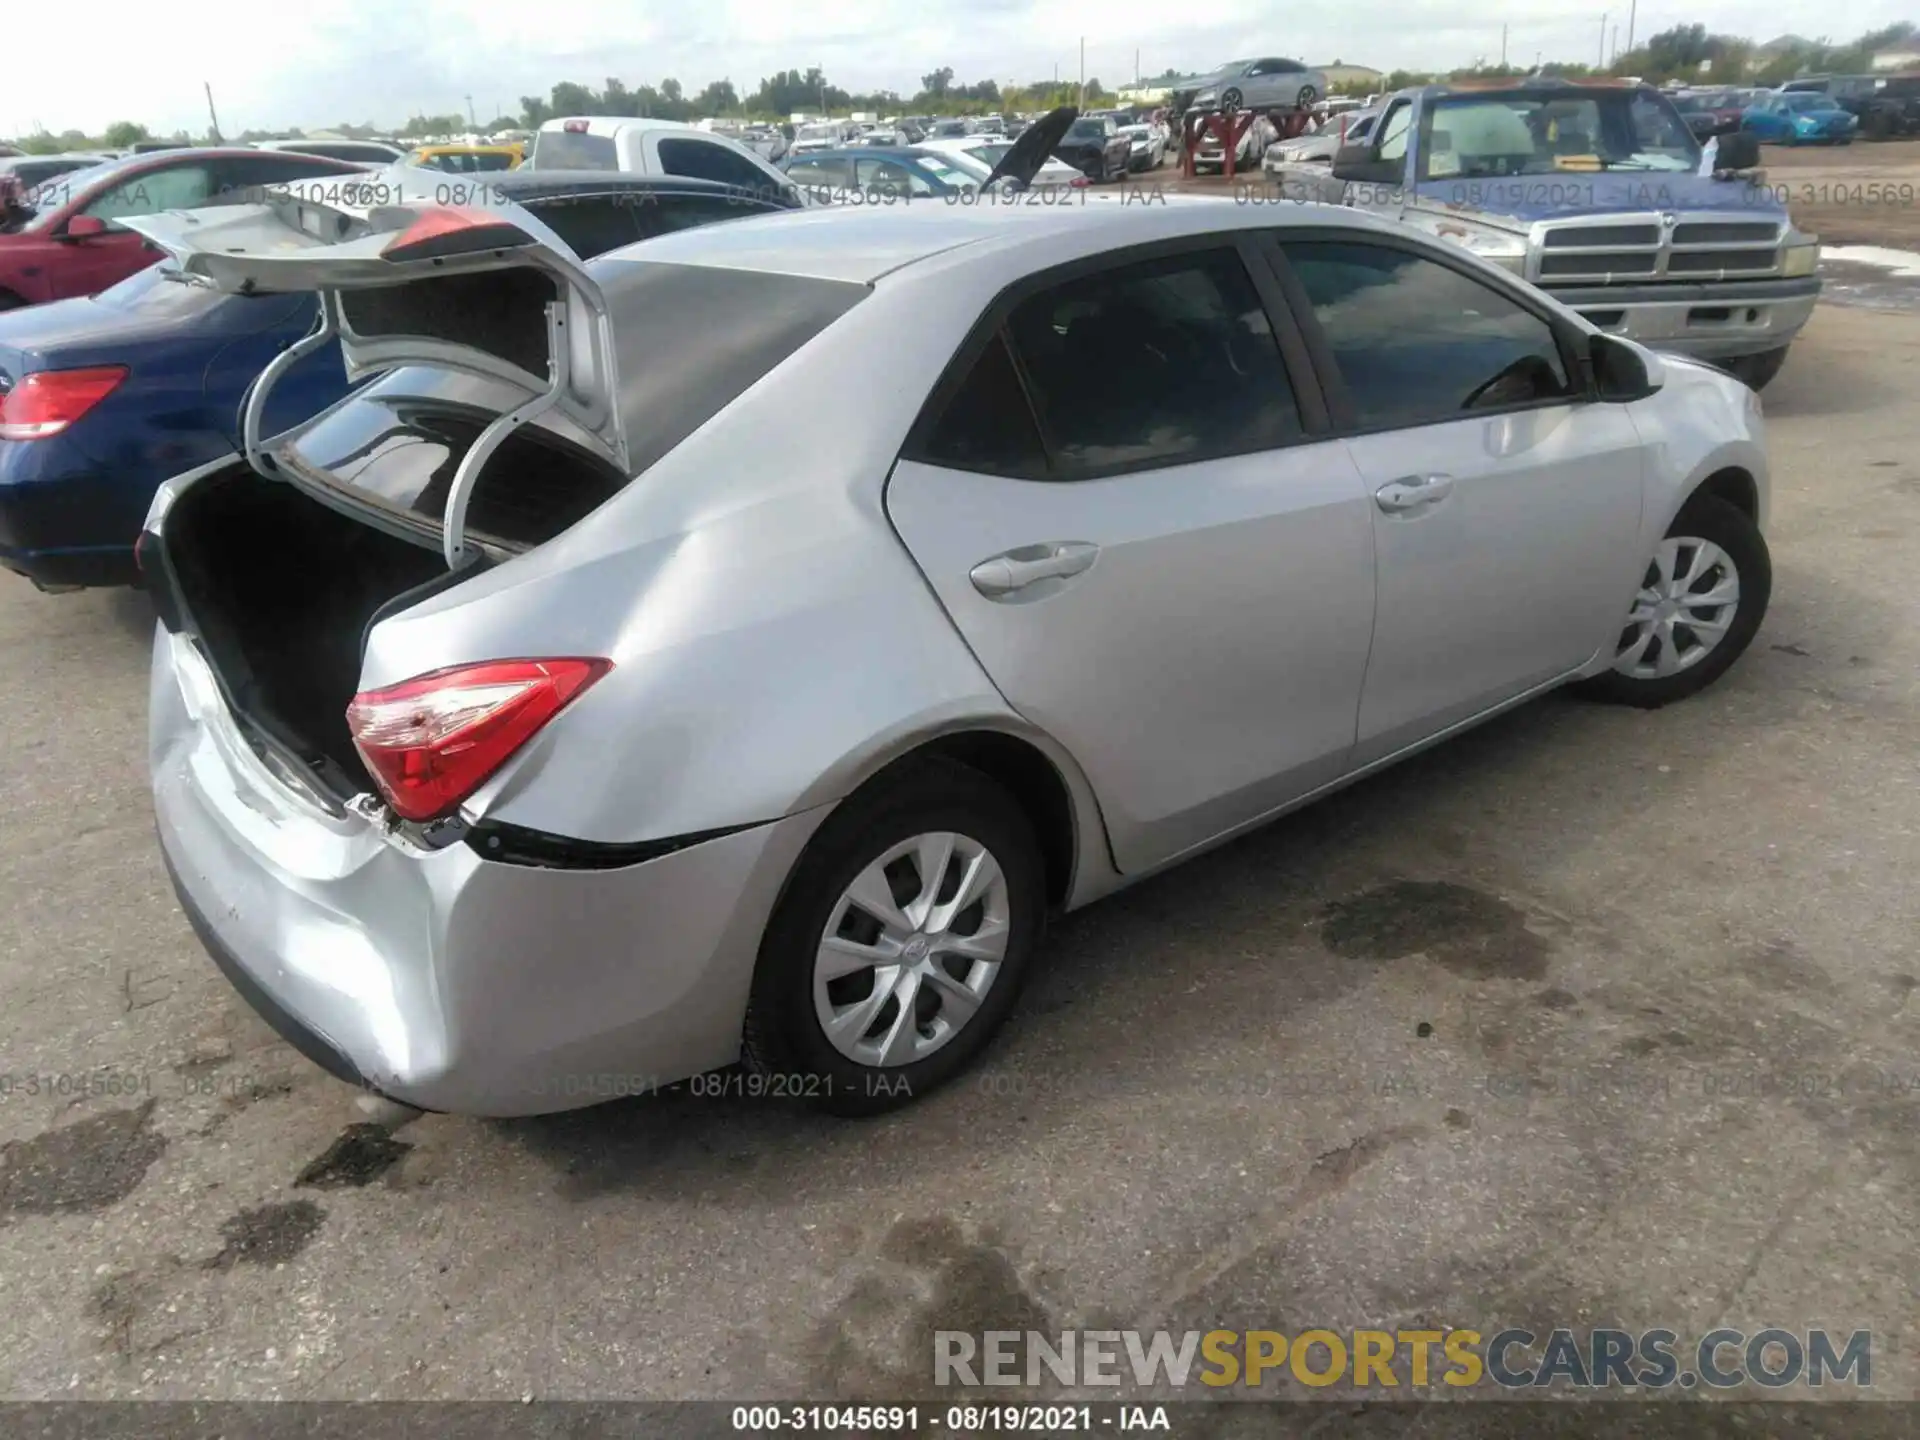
[0,267,345,589]
[1741,92,1858,145]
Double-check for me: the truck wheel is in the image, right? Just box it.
[1724,347,1789,392]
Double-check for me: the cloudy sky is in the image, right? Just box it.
[11,0,1911,137]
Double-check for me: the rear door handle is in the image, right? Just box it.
[1374,473,1454,512]
[969,541,1099,600]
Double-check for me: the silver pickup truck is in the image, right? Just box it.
[1267,79,1820,390]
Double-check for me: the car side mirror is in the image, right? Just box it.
[1590,333,1658,401]
[1713,131,1760,171]
[1330,144,1399,183]
[62,214,109,241]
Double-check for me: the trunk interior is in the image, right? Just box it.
[161,464,454,801]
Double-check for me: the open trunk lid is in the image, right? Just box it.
[121,179,629,567]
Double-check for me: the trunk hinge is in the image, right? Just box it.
[441,301,569,571]
[242,292,339,481]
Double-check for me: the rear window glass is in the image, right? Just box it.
[531,130,619,170]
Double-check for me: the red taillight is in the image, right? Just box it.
[1070,175,1090,187]
[383,206,533,262]
[0,366,127,441]
[345,658,611,822]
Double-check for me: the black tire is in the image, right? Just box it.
[1221,87,1243,110]
[1572,493,1771,710]
[1723,346,1789,392]
[1297,85,1318,109]
[0,291,23,312]
[741,757,1046,1117]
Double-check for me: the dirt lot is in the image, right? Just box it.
[0,246,1917,1416]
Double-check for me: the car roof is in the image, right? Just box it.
[538,116,699,134]
[473,169,789,202]
[597,197,1390,286]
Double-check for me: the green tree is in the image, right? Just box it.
[696,79,740,113]
[102,120,150,148]
[921,66,955,97]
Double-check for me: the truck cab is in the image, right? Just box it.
[529,118,806,204]
[1285,78,1820,388]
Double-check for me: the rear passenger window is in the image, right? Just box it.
[918,333,1048,477]
[521,196,643,259]
[1003,247,1302,475]
[1284,239,1573,429]
[656,138,774,194]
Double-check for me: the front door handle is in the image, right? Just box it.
[1374,473,1455,512]
[969,541,1099,600]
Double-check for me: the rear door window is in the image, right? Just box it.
[915,332,1049,477]
[656,137,773,191]
[1002,246,1303,477]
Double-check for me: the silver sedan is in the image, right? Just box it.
[132,191,1772,1117]
[1191,57,1328,113]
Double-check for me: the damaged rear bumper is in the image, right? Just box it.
[150,628,824,1116]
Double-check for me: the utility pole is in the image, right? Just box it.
[465,94,476,128]
[1598,13,1608,68]
[1135,48,1141,88]
[1610,26,1619,65]
[203,81,222,143]
[1626,0,1637,57]
[1501,25,1508,67]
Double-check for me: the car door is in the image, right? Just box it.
[885,239,1377,873]
[1271,233,1645,765]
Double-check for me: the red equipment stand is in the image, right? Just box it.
[1181,108,1255,181]
[1179,106,1314,181]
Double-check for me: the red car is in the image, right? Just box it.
[0,148,364,312]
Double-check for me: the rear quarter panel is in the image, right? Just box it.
[359,261,1111,892]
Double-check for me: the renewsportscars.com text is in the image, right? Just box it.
[934,1327,1872,1390]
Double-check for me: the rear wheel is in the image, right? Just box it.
[742,758,1045,1116]
[1573,494,1770,709]
[1297,85,1319,109]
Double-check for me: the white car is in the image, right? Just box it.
[1115,122,1169,171]
[529,117,803,201]
[252,138,409,164]
[1265,110,1380,170]
[917,135,1086,188]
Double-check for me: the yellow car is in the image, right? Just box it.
[405,143,524,174]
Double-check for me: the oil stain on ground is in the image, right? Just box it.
[0,1099,167,1218]
[804,1215,1050,1399]
[295,1124,412,1188]
[1320,880,1548,981]
[202,1199,325,1270]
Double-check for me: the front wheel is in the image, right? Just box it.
[741,757,1046,1116]
[1297,85,1318,109]
[1220,87,1243,110]
[1723,346,1789,392]
[1573,494,1771,709]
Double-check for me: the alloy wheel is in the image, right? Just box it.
[1612,536,1741,680]
[812,831,1012,1068]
